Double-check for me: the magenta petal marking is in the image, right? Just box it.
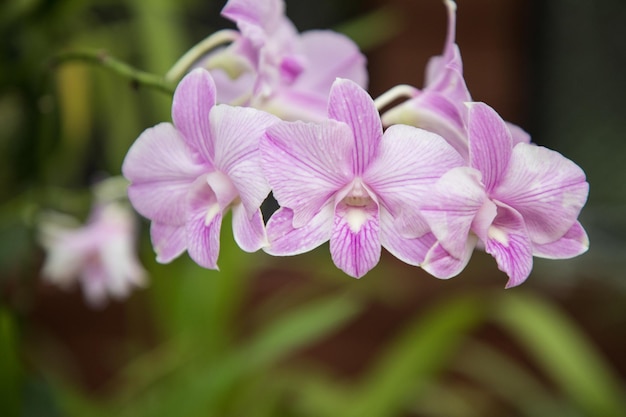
[492,143,589,245]
[420,167,488,259]
[172,69,217,161]
[150,222,187,263]
[122,122,206,225]
[261,119,353,228]
[422,237,476,279]
[380,208,434,266]
[328,78,382,174]
[330,201,381,278]
[265,205,333,256]
[532,221,589,259]
[467,102,513,193]
[231,204,267,252]
[484,202,533,288]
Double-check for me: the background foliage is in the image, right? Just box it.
[1,0,625,416]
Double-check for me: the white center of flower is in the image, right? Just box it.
[345,207,369,232]
[487,225,509,246]
[204,203,221,226]
[343,180,371,207]
[341,180,374,232]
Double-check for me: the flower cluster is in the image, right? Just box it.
[123,0,589,287]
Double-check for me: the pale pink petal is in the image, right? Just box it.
[231,203,267,252]
[483,202,533,288]
[261,119,353,228]
[123,123,206,224]
[424,0,462,85]
[222,0,284,46]
[297,30,368,91]
[365,124,465,216]
[265,205,333,256]
[171,68,217,161]
[380,93,469,159]
[532,221,589,259]
[420,167,489,258]
[209,67,255,105]
[506,122,532,144]
[150,222,187,263]
[185,180,222,269]
[210,104,278,214]
[421,237,476,279]
[379,208,435,266]
[492,143,589,244]
[467,102,513,193]
[328,78,382,174]
[330,201,381,278]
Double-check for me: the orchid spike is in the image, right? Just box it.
[419,102,589,287]
[260,78,464,278]
[205,0,368,121]
[39,200,147,308]
[380,0,530,158]
[122,68,279,269]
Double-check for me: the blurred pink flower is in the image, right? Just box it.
[39,201,146,308]
[208,0,368,121]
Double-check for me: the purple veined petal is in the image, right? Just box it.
[328,78,383,175]
[420,167,490,259]
[222,0,285,46]
[262,88,329,121]
[150,222,187,263]
[467,102,513,193]
[484,201,533,288]
[379,208,435,266]
[506,121,532,144]
[421,236,477,279]
[424,0,460,85]
[532,220,589,259]
[297,30,368,92]
[330,200,381,278]
[185,177,223,269]
[261,119,353,228]
[172,68,217,161]
[210,104,278,215]
[123,122,207,225]
[231,203,268,252]
[264,205,334,256]
[380,93,469,159]
[492,143,589,245]
[364,124,465,215]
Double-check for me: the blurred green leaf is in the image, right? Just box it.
[495,292,626,417]
[339,294,486,417]
[0,309,22,417]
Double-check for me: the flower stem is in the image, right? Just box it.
[52,49,175,95]
[165,29,240,83]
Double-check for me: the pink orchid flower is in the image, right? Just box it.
[39,201,146,308]
[122,68,278,269]
[211,0,368,121]
[260,78,464,278]
[419,102,589,287]
[380,0,529,159]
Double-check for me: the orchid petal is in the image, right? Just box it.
[380,208,435,266]
[330,201,381,278]
[261,119,353,228]
[222,0,284,46]
[123,123,206,224]
[150,222,187,263]
[365,124,465,216]
[264,205,333,256]
[232,203,267,252]
[422,237,476,279]
[328,78,382,174]
[210,104,278,215]
[172,69,217,161]
[420,167,489,258]
[185,179,222,269]
[492,143,589,244]
[507,121,532,144]
[467,102,513,193]
[484,202,533,288]
[532,221,589,259]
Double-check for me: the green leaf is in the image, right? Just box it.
[495,292,626,417]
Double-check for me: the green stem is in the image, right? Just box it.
[52,49,175,96]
